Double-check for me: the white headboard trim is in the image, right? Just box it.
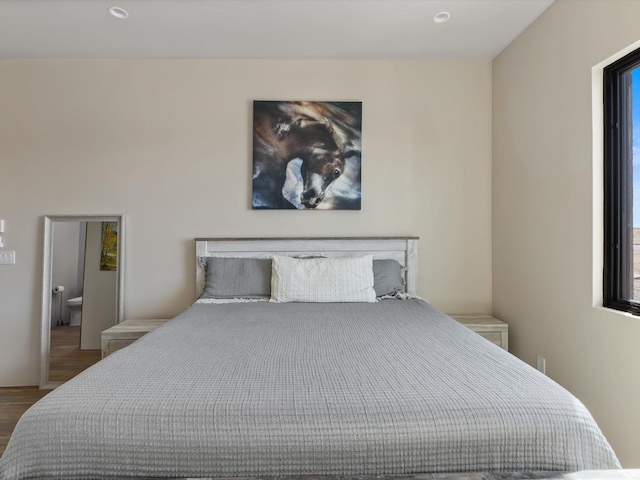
[195,237,419,299]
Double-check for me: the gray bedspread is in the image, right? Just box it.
[0,300,620,479]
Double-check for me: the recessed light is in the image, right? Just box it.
[108,6,129,19]
[433,11,451,24]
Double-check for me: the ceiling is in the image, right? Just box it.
[0,0,554,60]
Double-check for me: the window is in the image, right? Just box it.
[604,47,640,313]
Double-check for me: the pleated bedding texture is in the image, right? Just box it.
[0,300,620,479]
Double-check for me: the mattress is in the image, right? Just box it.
[0,299,620,479]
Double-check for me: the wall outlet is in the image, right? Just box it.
[536,355,546,374]
[0,250,16,265]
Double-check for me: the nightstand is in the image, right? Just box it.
[101,318,170,358]
[448,314,509,351]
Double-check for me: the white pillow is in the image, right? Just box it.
[270,255,376,303]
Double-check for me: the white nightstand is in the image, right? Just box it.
[448,314,509,351]
[101,318,170,358]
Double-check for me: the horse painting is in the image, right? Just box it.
[252,101,362,210]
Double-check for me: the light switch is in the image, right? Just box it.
[0,236,3,248]
[0,251,15,265]
[0,220,4,233]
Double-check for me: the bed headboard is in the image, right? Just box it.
[195,237,419,299]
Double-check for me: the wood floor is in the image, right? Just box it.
[0,325,101,457]
[0,387,48,457]
[49,325,101,382]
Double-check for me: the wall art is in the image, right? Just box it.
[100,221,118,271]
[252,101,362,210]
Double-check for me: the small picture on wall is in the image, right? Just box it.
[252,101,362,210]
[100,222,118,271]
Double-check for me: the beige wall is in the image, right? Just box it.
[0,59,492,386]
[493,0,640,467]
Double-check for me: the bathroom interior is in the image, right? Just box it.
[49,220,118,382]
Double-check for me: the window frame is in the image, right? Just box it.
[603,47,640,314]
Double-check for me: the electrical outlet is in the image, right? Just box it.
[0,250,16,265]
[536,355,546,374]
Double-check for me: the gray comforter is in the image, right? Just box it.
[0,300,620,479]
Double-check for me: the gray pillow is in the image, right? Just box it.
[200,256,403,299]
[372,259,405,296]
[201,257,272,299]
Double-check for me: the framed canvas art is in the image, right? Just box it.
[100,221,118,271]
[252,101,362,210]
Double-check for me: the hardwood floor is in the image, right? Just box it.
[0,387,48,457]
[49,325,101,382]
[0,325,101,457]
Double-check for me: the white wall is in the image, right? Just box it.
[493,0,640,467]
[80,222,117,349]
[77,222,86,294]
[51,221,81,325]
[0,60,492,388]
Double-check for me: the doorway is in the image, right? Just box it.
[40,215,125,389]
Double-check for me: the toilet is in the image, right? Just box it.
[67,296,82,326]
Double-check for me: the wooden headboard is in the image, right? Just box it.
[195,237,419,299]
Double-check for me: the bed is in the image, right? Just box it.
[0,237,620,479]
